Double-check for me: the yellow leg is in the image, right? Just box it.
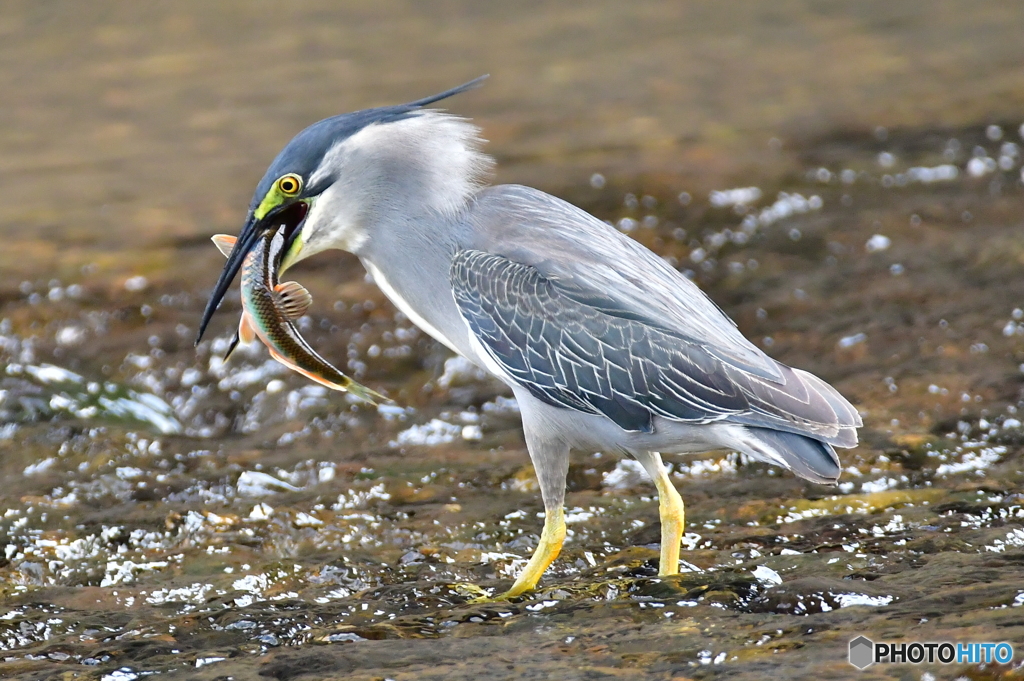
[651,462,685,576]
[501,506,566,598]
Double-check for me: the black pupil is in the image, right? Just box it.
[283,178,296,192]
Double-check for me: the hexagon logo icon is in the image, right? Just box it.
[849,636,874,669]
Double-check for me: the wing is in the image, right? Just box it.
[453,187,861,446]
[465,187,788,380]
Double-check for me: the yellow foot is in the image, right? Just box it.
[652,462,686,576]
[499,506,566,599]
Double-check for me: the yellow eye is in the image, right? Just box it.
[277,174,302,196]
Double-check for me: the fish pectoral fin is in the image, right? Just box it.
[211,234,237,259]
[273,281,313,320]
[239,312,256,344]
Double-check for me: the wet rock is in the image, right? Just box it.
[749,576,896,615]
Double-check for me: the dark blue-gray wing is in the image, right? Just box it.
[452,249,858,446]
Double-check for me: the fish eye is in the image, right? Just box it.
[277,174,302,196]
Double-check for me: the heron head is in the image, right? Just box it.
[195,76,490,344]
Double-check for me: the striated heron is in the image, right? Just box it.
[196,77,861,598]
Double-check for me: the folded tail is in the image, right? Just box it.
[740,427,842,484]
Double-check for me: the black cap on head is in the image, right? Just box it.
[194,75,488,345]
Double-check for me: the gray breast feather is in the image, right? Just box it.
[451,248,860,446]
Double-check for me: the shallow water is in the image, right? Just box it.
[3,3,1024,681]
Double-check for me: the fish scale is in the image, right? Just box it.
[214,229,385,404]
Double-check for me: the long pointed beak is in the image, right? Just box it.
[194,212,263,346]
[195,200,310,345]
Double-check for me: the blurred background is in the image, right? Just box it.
[2,3,1024,680]
[4,1,1024,286]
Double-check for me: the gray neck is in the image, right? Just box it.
[359,209,475,356]
[303,110,493,355]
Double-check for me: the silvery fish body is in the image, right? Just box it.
[212,231,384,404]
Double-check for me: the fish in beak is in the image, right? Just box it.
[195,202,308,345]
[208,229,385,405]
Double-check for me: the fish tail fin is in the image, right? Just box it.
[343,381,391,406]
[266,347,389,404]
